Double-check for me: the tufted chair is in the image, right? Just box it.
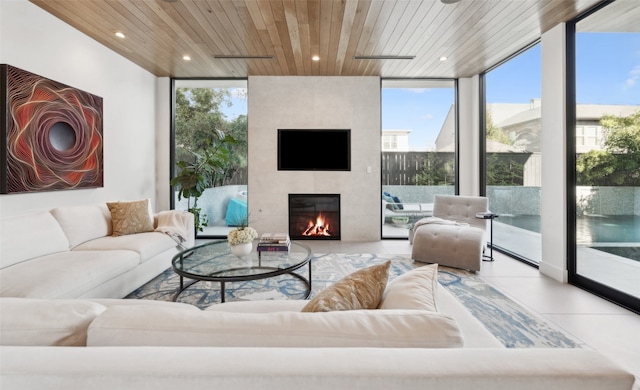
[411,195,489,272]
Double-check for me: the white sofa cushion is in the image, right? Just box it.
[73,232,177,263]
[89,298,200,310]
[0,250,139,299]
[0,298,106,346]
[87,305,464,348]
[0,212,69,269]
[378,263,439,312]
[205,299,307,313]
[50,204,112,248]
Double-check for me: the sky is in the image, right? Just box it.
[224,88,248,121]
[575,32,640,105]
[381,87,454,151]
[383,32,639,151]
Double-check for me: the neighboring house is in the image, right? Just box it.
[428,100,639,188]
[574,105,639,153]
[431,99,638,186]
[382,130,412,152]
[491,99,542,153]
[489,100,638,154]
[434,105,456,152]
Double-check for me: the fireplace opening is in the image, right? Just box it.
[289,194,340,240]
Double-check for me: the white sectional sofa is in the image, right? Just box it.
[0,202,194,299]
[0,264,635,389]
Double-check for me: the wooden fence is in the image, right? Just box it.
[220,167,248,186]
[382,152,455,185]
[220,152,530,186]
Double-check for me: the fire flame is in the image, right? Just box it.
[302,213,332,236]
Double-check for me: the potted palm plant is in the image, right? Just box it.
[171,131,236,232]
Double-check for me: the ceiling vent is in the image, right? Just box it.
[214,55,273,59]
[353,55,415,60]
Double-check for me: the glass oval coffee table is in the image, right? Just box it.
[171,240,312,303]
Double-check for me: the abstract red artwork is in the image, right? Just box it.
[0,64,103,194]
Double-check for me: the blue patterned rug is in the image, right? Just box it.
[126,253,579,348]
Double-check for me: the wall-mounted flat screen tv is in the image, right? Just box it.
[278,129,351,171]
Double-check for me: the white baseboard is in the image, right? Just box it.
[539,261,568,283]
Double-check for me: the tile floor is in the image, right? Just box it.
[301,239,640,389]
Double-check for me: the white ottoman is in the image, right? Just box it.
[411,223,485,272]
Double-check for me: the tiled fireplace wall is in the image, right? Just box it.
[248,76,381,241]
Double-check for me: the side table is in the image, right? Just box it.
[476,212,499,262]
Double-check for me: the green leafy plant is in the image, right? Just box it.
[577,110,640,186]
[414,152,455,185]
[171,131,237,232]
[486,154,525,186]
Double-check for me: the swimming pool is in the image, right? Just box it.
[593,246,640,261]
[497,214,639,244]
[497,214,639,261]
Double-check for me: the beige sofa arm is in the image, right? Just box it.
[0,347,634,390]
[154,210,195,249]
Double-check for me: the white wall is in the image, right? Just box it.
[155,78,172,212]
[458,77,481,196]
[248,76,381,241]
[540,23,569,282]
[0,0,158,217]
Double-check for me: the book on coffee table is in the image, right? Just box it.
[258,233,291,252]
[260,232,289,243]
[257,243,291,252]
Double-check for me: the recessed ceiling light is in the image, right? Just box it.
[115,31,125,39]
[441,0,460,4]
[312,55,320,61]
[183,55,191,61]
[440,56,448,61]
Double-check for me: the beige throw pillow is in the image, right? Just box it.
[378,263,439,312]
[107,199,154,236]
[302,260,391,312]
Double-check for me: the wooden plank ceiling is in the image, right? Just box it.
[30,0,607,79]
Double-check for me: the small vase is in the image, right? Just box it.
[230,242,253,257]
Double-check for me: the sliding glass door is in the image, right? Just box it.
[483,43,542,263]
[570,1,640,310]
[172,79,248,238]
[381,79,456,239]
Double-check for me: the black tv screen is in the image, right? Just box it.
[278,129,351,171]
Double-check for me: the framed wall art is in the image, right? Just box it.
[0,64,103,194]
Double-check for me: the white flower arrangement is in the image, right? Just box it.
[227,226,258,246]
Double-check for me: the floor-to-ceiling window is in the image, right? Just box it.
[570,0,640,310]
[171,79,248,238]
[381,79,456,239]
[483,43,542,263]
